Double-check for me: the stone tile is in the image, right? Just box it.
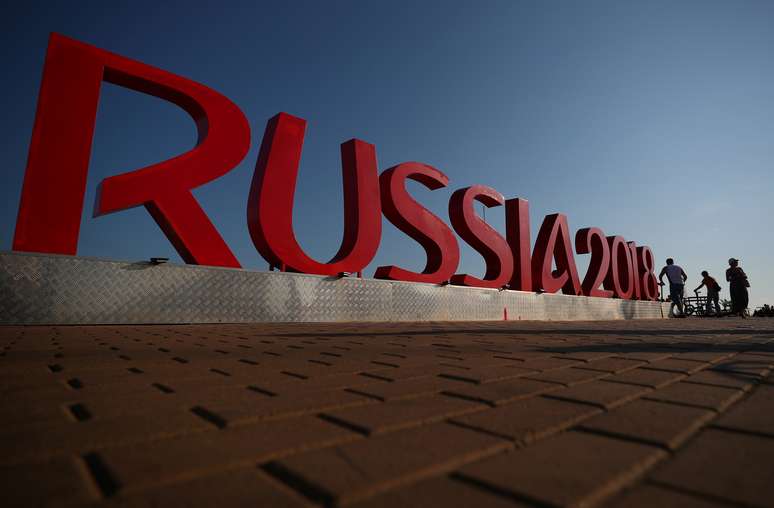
[0,410,212,465]
[74,370,209,396]
[544,380,652,409]
[749,350,774,362]
[351,475,526,508]
[523,367,608,386]
[643,382,744,411]
[0,396,75,429]
[682,369,758,390]
[346,377,460,401]
[579,399,714,450]
[607,483,731,507]
[651,429,774,507]
[712,383,774,437]
[642,358,709,374]
[613,351,674,363]
[442,377,561,406]
[265,423,510,505]
[252,372,388,395]
[359,365,442,382]
[99,416,358,492]
[511,356,580,372]
[733,352,774,366]
[204,389,375,425]
[450,396,601,444]
[604,368,686,389]
[673,351,735,364]
[458,431,666,507]
[60,390,194,420]
[321,395,484,435]
[438,364,537,384]
[111,468,309,507]
[553,351,618,362]
[0,457,97,506]
[711,356,771,378]
[574,357,647,374]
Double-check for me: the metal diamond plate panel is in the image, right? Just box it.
[0,252,669,324]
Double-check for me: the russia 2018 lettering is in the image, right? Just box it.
[12,34,659,301]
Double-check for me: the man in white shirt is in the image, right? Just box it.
[659,258,688,317]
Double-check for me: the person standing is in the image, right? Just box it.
[726,258,750,317]
[694,270,722,316]
[659,258,688,317]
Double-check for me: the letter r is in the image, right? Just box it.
[12,33,250,267]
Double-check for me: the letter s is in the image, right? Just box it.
[374,163,459,283]
[449,185,513,289]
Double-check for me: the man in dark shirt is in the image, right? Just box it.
[694,270,722,316]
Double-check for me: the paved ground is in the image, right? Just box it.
[1,318,773,507]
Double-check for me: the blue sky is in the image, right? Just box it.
[2,1,772,307]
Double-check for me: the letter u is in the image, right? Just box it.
[247,113,381,275]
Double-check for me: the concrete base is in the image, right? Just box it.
[0,251,669,324]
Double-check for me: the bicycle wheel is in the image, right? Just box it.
[684,304,695,316]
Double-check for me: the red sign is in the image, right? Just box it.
[13,33,659,301]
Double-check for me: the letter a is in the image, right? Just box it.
[532,213,582,295]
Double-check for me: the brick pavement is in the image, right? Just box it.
[1,318,773,507]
